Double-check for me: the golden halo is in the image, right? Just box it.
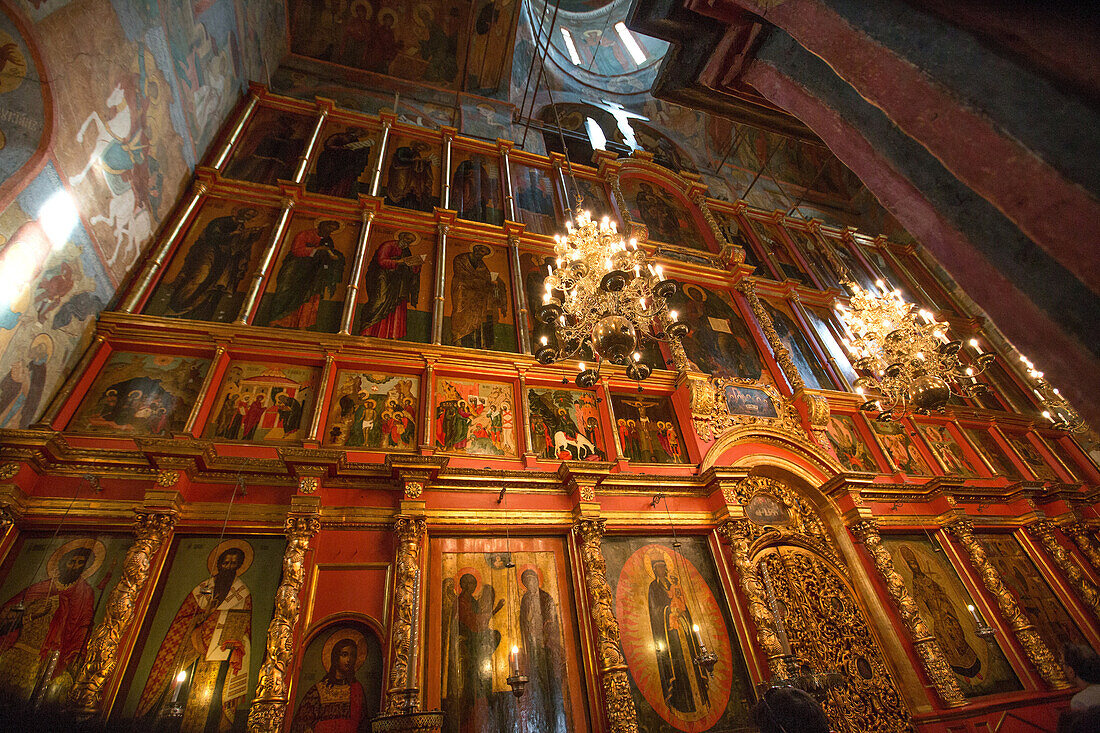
[322,628,368,673]
[207,539,254,576]
[47,538,106,582]
[682,283,707,303]
[30,333,53,361]
[377,8,398,25]
[350,0,374,21]
[644,547,673,576]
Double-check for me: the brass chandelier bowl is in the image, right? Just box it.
[837,281,995,419]
[536,205,686,388]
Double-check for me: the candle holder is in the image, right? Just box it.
[506,672,529,698]
[693,643,719,676]
[967,604,996,642]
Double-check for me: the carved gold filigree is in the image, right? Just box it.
[739,280,806,392]
[716,520,788,679]
[403,480,424,500]
[850,519,966,707]
[385,515,426,714]
[727,476,836,562]
[69,510,178,714]
[691,190,744,267]
[690,377,808,443]
[247,513,321,732]
[573,518,638,733]
[1063,523,1100,573]
[155,469,180,488]
[298,476,319,494]
[0,463,19,481]
[1027,521,1100,620]
[946,520,1070,689]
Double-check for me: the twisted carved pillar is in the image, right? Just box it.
[69,511,177,715]
[739,280,806,393]
[247,514,321,732]
[946,520,1070,689]
[716,520,788,680]
[850,520,966,706]
[573,518,638,733]
[1062,523,1100,575]
[384,515,426,714]
[1027,521,1100,621]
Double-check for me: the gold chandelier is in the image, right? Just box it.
[536,204,686,387]
[836,281,994,419]
[1019,355,1087,433]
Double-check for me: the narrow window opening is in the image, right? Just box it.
[614,22,647,65]
[585,118,607,151]
[560,27,582,66]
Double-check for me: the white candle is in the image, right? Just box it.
[969,338,983,355]
[510,645,520,674]
[966,604,982,626]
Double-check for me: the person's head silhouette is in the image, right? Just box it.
[752,686,832,733]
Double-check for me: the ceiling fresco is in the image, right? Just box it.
[289,0,523,94]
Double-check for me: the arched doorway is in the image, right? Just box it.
[723,476,913,733]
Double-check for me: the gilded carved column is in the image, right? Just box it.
[850,519,966,706]
[716,520,788,680]
[946,520,1070,689]
[1063,523,1100,573]
[384,515,427,714]
[738,280,805,393]
[69,510,178,714]
[247,513,322,732]
[1027,521,1100,620]
[573,518,638,733]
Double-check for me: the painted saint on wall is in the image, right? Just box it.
[145,199,276,323]
[722,384,778,419]
[526,388,605,461]
[223,108,312,186]
[307,123,377,199]
[960,427,1024,481]
[824,235,879,293]
[869,419,934,476]
[291,622,383,732]
[919,424,981,478]
[324,371,419,450]
[434,378,515,457]
[519,251,558,348]
[566,177,613,220]
[0,534,128,707]
[803,305,858,386]
[825,414,879,473]
[783,226,844,291]
[445,243,513,352]
[356,228,431,342]
[1001,432,1058,481]
[451,153,503,225]
[621,179,705,251]
[68,352,209,436]
[257,217,356,332]
[204,361,318,444]
[761,300,835,390]
[666,282,767,382]
[512,165,558,235]
[121,536,285,731]
[744,219,813,288]
[603,536,753,733]
[382,136,440,213]
[881,535,1021,697]
[610,394,688,464]
[712,212,772,277]
[436,539,578,733]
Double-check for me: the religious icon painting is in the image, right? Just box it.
[880,535,1021,697]
[959,427,1025,481]
[290,621,384,731]
[712,211,774,278]
[305,119,380,199]
[859,244,912,301]
[519,250,559,348]
[618,177,706,251]
[118,535,286,730]
[67,351,210,436]
[867,419,935,476]
[512,163,559,235]
[978,533,1093,654]
[255,214,361,333]
[450,151,504,226]
[666,282,770,384]
[802,305,858,386]
[324,370,420,450]
[381,134,442,213]
[760,299,836,390]
[144,198,279,323]
[526,387,606,461]
[354,224,434,343]
[743,218,813,287]
[820,233,879,293]
[824,414,880,472]
[203,361,319,444]
[1036,434,1089,482]
[602,535,754,733]
[429,536,589,733]
[434,377,516,457]
[782,225,844,291]
[917,423,981,478]
[610,394,689,464]
[222,106,314,186]
[0,532,130,707]
[443,241,517,352]
[1000,431,1059,481]
[566,177,614,221]
[896,251,959,316]
[721,383,779,420]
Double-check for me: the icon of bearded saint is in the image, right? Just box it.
[136,540,253,730]
[0,538,106,704]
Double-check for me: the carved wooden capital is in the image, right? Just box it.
[1027,521,1100,620]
